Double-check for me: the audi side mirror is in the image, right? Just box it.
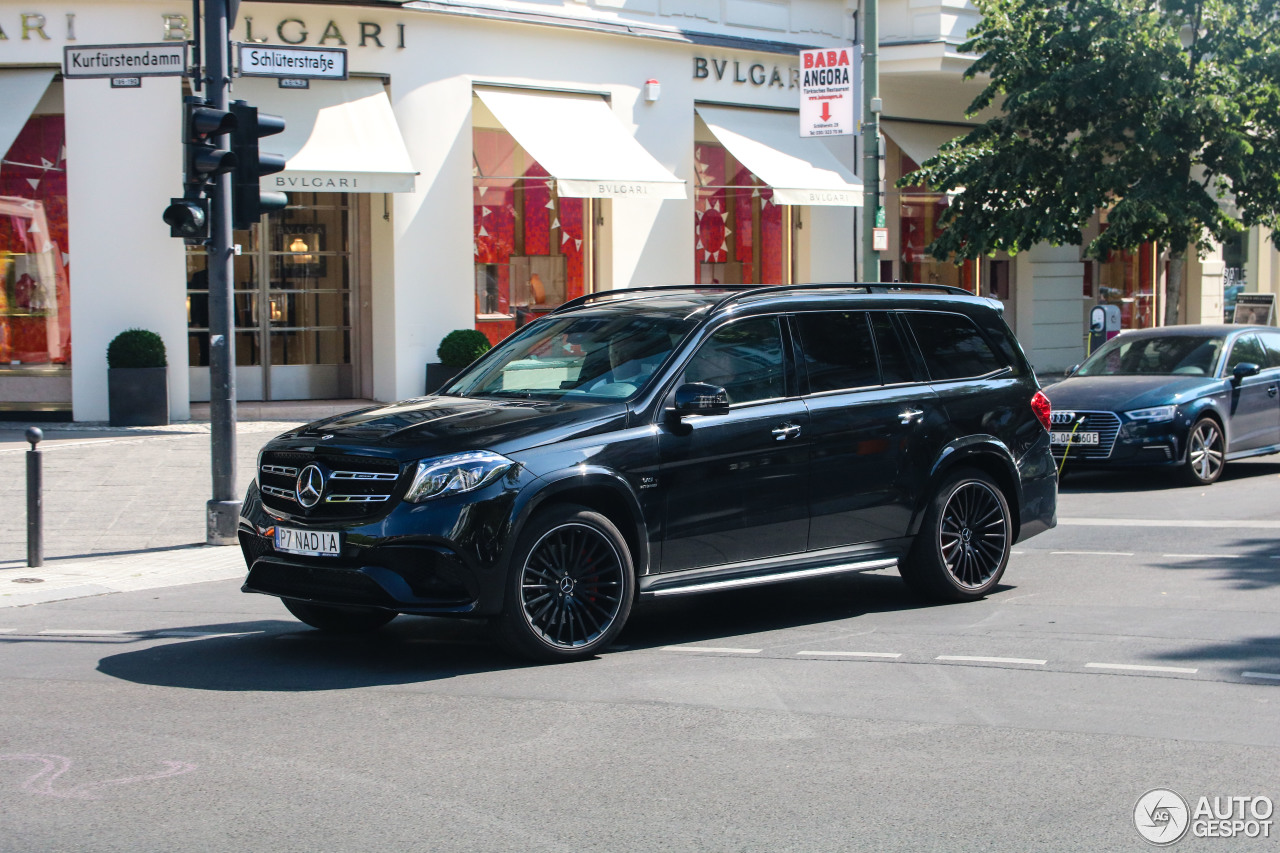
[1231,362,1261,383]
[672,382,730,417]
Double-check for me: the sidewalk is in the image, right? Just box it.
[0,399,376,608]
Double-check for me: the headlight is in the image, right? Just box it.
[404,451,515,503]
[1125,405,1177,423]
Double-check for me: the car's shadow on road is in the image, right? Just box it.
[1059,458,1280,493]
[97,571,969,691]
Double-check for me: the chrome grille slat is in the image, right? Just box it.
[261,465,298,477]
[261,484,297,501]
[331,471,398,481]
[1050,409,1122,459]
[258,450,402,518]
[325,494,391,503]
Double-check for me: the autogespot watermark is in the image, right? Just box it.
[1134,788,1274,845]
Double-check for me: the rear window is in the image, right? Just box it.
[903,312,1006,381]
[795,312,879,392]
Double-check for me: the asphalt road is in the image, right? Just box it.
[2,458,1279,852]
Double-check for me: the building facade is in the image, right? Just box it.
[0,0,1270,421]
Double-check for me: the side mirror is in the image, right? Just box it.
[1067,364,1080,376]
[671,382,730,417]
[1232,362,1261,383]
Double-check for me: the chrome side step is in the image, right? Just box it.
[642,558,898,598]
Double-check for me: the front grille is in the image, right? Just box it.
[246,559,394,607]
[258,450,404,519]
[1050,410,1122,460]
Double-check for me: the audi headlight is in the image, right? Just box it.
[404,451,515,503]
[1125,405,1177,423]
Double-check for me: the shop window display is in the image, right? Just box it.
[473,127,586,346]
[896,156,974,290]
[0,113,69,368]
[693,141,788,285]
[1096,229,1156,330]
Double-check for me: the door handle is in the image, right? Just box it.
[899,408,925,425]
[771,422,802,441]
[1268,385,1277,398]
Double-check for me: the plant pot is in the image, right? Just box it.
[108,367,169,426]
[425,363,462,394]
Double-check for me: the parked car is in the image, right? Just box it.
[238,283,1058,661]
[1044,324,1280,485]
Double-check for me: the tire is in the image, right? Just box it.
[496,503,636,663]
[900,468,1012,602]
[282,598,396,633]
[1181,417,1225,486]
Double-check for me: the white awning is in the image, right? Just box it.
[882,120,969,169]
[0,69,54,159]
[475,88,685,200]
[695,105,862,207]
[235,77,417,193]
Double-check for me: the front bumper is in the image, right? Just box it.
[237,479,519,616]
[1052,412,1188,469]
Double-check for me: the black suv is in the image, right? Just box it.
[239,284,1057,661]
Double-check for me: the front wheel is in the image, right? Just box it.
[1181,417,1225,486]
[282,598,396,633]
[900,468,1012,602]
[496,504,635,663]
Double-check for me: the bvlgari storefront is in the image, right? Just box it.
[0,0,869,420]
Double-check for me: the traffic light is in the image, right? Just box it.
[229,100,289,229]
[162,196,210,241]
[182,96,238,190]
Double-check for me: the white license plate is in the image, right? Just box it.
[1050,431,1100,446]
[273,526,341,557]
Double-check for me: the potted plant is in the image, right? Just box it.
[107,328,169,426]
[427,329,491,392]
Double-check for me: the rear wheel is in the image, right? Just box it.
[1181,417,1225,485]
[900,468,1012,602]
[496,503,635,663]
[282,598,396,633]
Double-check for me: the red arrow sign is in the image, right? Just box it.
[820,102,832,122]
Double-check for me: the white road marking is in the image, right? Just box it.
[0,628,15,633]
[1085,662,1198,674]
[150,630,249,638]
[1060,517,1280,529]
[797,650,902,658]
[1051,550,1134,557]
[1162,554,1240,559]
[37,629,127,636]
[1241,671,1280,681]
[662,646,761,654]
[937,655,1046,666]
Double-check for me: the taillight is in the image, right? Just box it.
[1030,391,1052,431]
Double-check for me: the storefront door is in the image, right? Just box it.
[188,192,359,401]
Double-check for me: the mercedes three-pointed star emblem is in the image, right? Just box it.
[295,464,326,508]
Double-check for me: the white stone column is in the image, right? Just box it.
[66,76,187,422]
[1013,243,1086,375]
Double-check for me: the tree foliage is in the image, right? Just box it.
[901,0,1280,266]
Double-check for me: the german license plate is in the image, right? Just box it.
[273,526,340,557]
[1050,431,1099,446]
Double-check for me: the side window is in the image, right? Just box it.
[1226,333,1267,372]
[683,316,786,404]
[795,312,879,393]
[1256,331,1280,370]
[903,312,1006,381]
[870,313,915,384]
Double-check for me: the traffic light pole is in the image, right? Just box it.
[202,0,240,545]
[861,0,880,283]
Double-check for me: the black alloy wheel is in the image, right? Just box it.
[282,598,397,633]
[497,504,635,662]
[1182,416,1226,485]
[900,468,1011,602]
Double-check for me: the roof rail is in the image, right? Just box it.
[550,281,977,316]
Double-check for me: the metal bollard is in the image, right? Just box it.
[26,427,43,568]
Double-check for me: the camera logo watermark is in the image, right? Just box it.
[1135,789,1190,845]
[1134,788,1274,845]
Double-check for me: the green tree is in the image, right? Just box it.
[900,0,1280,324]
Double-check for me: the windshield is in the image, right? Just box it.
[443,313,697,400]
[1076,334,1224,377]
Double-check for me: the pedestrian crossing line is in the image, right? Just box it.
[797,650,901,658]
[37,629,128,636]
[1085,662,1198,674]
[1051,550,1135,557]
[1241,671,1280,681]
[661,645,761,654]
[0,628,15,633]
[1162,553,1240,559]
